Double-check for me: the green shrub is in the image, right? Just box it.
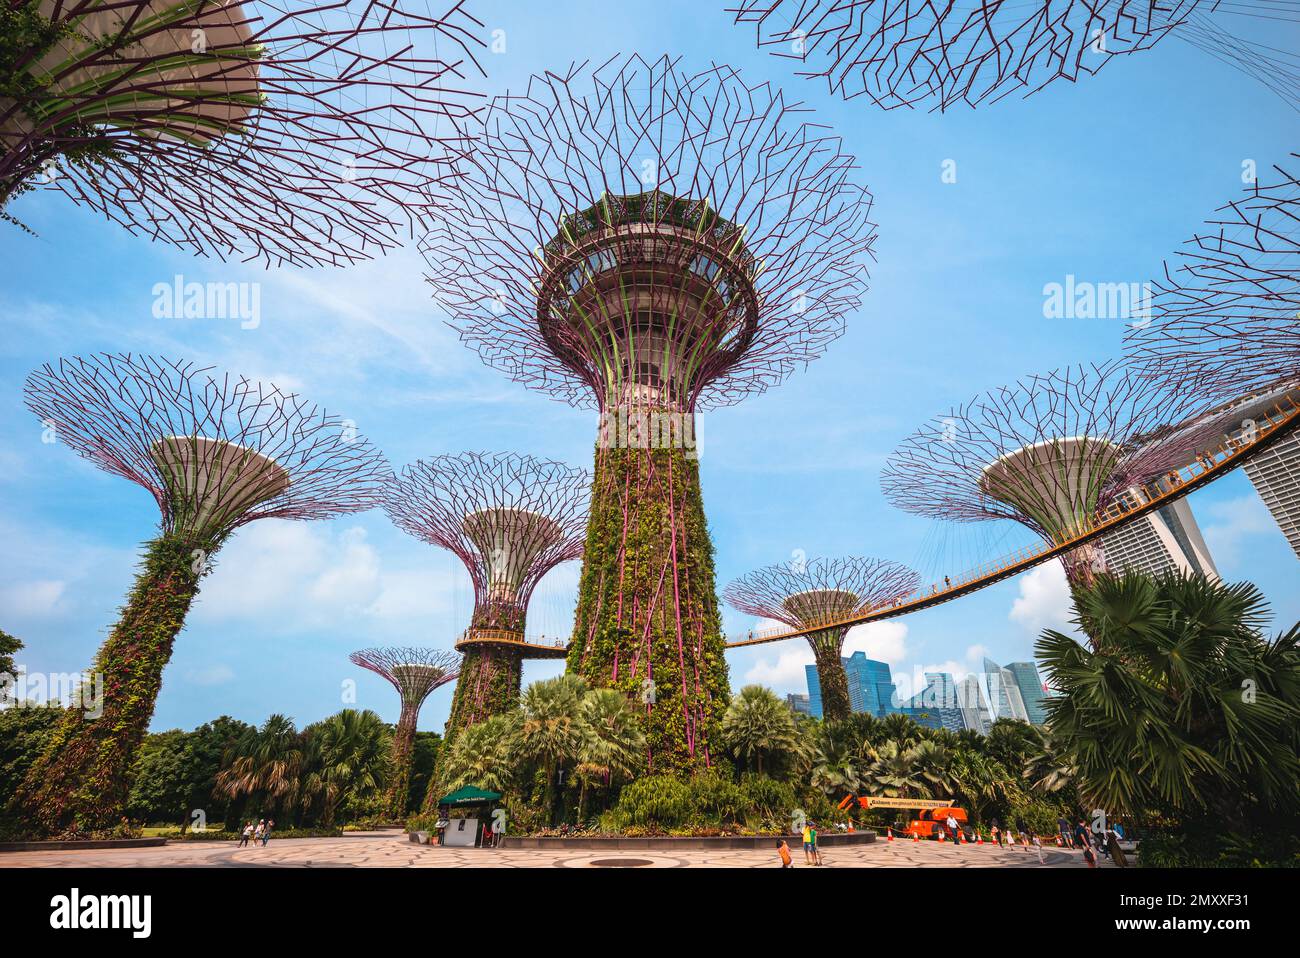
[688,772,747,827]
[607,775,692,830]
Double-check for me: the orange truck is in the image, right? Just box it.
[838,795,969,839]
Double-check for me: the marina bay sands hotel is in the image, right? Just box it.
[1099,384,1300,578]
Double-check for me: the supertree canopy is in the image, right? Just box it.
[0,0,485,265]
[16,353,390,835]
[880,360,1214,585]
[423,53,876,773]
[728,1,1296,111]
[383,452,589,755]
[723,556,919,721]
[350,647,460,819]
[1125,156,1299,399]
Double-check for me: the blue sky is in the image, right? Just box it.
[1,0,1296,734]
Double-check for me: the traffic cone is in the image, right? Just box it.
[959,830,967,844]
[886,827,894,842]
[912,830,919,843]
[977,833,984,845]
[937,830,944,842]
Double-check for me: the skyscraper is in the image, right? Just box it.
[845,652,899,718]
[786,692,813,717]
[956,673,992,734]
[1005,662,1052,726]
[982,658,1030,723]
[1098,494,1219,579]
[900,672,965,733]
[806,654,900,719]
[1243,434,1300,560]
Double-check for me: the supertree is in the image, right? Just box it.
[14,353,390,835]
[0,0,485,265]
[723,556,918,721]
[727,1,1297,111]
[880,360,1216,586]
[1126,156,1299,399]
[422,53,876,772]
[349,647,460,819]
[383,453,589,754]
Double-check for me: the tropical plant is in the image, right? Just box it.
[214,715,311,820]
[1038,570,1300,858]
[437,713,520,796]
[721,685,800,776]
[302,709,391,827]
[574,687,645,820]
[517,675,588,824]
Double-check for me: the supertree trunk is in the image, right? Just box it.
[566,442,729,774]
[13,534,207,835]
[442,645,523,740]
[384,702,420,820]
[420,644,522,813]
[808,630,852,722]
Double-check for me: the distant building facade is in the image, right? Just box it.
[1005,661,1051,725]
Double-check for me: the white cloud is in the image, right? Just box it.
[0,579,66,618]
[184,663,235,686]
[190,520,454,631]
[843,620,909,664]
[744,646,815,690]
[1009,562,1075,637]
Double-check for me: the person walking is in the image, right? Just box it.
[1031,834,1045,864]
[945,813,960,848]
[1058,816,1073,848]
[809,821,823,866]
[253,819,265,846]
[238,822,254,847]
[262,819,274,847]
[1074,820,1090,852]
[777,839,793,868]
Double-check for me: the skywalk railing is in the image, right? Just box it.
[725,393,1300,649]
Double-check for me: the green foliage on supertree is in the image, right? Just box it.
[566,444,729,774]
[13,532,212,836]
[442,646,522,745]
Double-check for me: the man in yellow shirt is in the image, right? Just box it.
[801,822,814,864]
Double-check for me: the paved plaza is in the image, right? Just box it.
[0,831,1106,868]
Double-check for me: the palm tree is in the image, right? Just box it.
[303,710,391,826]
[1025,731,1075,795]
[517,675,587,824]
[721,685,799,776]
[877,712,923,747]
[1038,570,1300,836]
[438,714,519,795]
[861,741,928,797]
[810,723,861,797]
[215,714,309,820]
[574,688,645,821]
